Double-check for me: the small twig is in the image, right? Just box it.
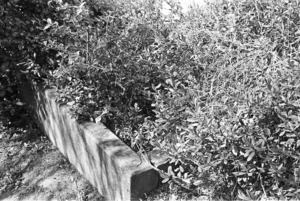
[259,173,267,197]
[86,27,90,65]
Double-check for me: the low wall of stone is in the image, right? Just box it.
[18,80,160,201]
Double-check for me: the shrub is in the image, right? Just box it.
[141,0,300,199]
[44,0,190,140]
[32,0,300,199]
[0,0,62,126]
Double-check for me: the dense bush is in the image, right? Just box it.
[142,0,300,199]
[3,0,300,199]
[0,0,61,126]
[44,0,186,138]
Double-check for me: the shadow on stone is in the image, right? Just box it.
[18,79,159,200]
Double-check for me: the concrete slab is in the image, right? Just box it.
[18,80,159,201]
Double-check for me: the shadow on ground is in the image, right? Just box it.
[0,122,104,201]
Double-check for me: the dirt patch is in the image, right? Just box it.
[0,117,197,201]
[0,122,104,201]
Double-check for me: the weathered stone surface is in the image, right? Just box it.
[18,80,159,201]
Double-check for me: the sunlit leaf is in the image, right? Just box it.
[162,177,169,183]
[247,151,255,162]
[16,101,25,106]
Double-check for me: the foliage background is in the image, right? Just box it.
[2,0,300,200]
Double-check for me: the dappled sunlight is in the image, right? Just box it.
[18,80,158,200]
[0,123,102,201]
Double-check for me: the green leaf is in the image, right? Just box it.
[188,123,199,128]
[165,78,173,86]
[155,83,161,89]
[233,171,247,176]
[193,180,202,186]
[162,177,169,183]
[186,118,198,123]
[67,101,75,106]
[247,151,255,162]
[16,101,25,106]
[167,166,174,176]
[184,172,188,179]
[169,182,174,190]
[232,145,238,156]
[47,18,52,24]
[237,189,252,201]
[265,78,272,91]
[44,24,51,30]
[297,140,300,147]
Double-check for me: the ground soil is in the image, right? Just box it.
[0,121,104,201]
